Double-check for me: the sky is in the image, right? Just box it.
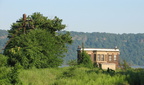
[0,0,144,34]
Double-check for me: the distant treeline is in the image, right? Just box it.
[0,29,8,52]
[1,30,144,65]
[64,31,144,66]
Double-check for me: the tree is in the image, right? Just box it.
[119,60,131,70]
[4,12,72,69]
[78,43,93,68]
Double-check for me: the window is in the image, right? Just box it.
[114,55,117,61]
[94,54,96,61]
[98,54,100,61]
[101,55,104,61]
[109,55,112,61]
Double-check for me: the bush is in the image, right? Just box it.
[68,59,77,66]
[0,54,10,85]
[0,54,7,67]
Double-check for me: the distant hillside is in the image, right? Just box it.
[0,30,8,53]
[64,31,144,66]
[1,30,144,65]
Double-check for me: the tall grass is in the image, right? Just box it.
[54,67,128,85]
[18,67,144,85]
[19,68,64,85]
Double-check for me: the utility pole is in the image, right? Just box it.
[17,14,33,34]
[23,14,26,34]
[3,14,34,50]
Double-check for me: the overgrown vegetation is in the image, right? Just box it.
[0,54,10,85]
[0,54,22,85]
[0,12,72,84]
[4,12,72,69]
[18,67,144,85]
[0,13,144,84]
[77,43,93,68]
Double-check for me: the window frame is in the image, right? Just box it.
[114,55,117,61]
[109,55,112,61]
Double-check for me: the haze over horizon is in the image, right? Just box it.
[0,0,144,34]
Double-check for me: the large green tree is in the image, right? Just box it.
[4,12,72,69]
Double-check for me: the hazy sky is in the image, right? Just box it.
[0,0,144,33]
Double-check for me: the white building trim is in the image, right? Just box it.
[78,48,119,52]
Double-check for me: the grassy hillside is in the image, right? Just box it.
[18,67,144,85]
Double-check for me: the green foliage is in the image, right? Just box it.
[0,67,11,85]
[120,60,131,70]
[2,30,144,66]
[31,13,66,33]
[8,63,22,85]
[18,67,144,85]
[61,67,77,78]
[77,42,93,68]
[0,54,22,85]
[0,54,10,85]
[0,54,7,67]
[4,29,70,69]
[125,69,144,85]
[64,31,144,66]
[19,68,62,85]
[79,51,93,68]
[4,12,72,69]
[1,63,142,85]
[67,59,77,66]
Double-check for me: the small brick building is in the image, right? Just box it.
[77,47,120,70]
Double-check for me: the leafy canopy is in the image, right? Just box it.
[78,43,93,68]
[4,12,72,69]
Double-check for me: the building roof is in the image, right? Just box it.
[77,48,120,52]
